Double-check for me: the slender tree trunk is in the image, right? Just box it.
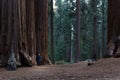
[65,29,72,62]
[66,42,71,62]
[92,0,98,60]
[102,0,105,57]
[75,0,81,62]
[50,0,55,64]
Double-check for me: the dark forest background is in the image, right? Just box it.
[48,0,108,63]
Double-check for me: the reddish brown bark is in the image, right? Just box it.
[35,0,51,65]
[26,0,36,64]
[0,0,50,66]
[108,0,120,42]
[105,0,120,57]
[0,0,21,65]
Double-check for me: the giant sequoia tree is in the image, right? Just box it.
[108,0,120,41]
[106,0,120,57]
[35,0,51,65]
[0,0,50,66]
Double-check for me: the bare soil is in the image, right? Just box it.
[0,58,120,80]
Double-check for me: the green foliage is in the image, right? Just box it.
[48,0,108,63]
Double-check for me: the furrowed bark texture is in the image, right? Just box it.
[105,0,120,58]
[0,0,50,66]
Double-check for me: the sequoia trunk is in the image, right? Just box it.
[0,0,51,66]
[105,0,120,57]
[35,0,51,64]
[26,0,36,64]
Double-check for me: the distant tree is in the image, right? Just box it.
[91,0,98,60]
[54,0,66,61]
[54,0,75,62]
[62,0,74,62]
[101,0,105,55]
[50,0,55,64]
[52,0,108,61]
[75,0,81,62]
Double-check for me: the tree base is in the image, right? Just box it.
[105,35,120,58]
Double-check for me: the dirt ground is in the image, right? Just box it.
[0,58,120,80]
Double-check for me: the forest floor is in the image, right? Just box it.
[0,58,120,80]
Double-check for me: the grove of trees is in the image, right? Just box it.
[0,0,50,66]
[0,0,119,67]
[48,0,108,63]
